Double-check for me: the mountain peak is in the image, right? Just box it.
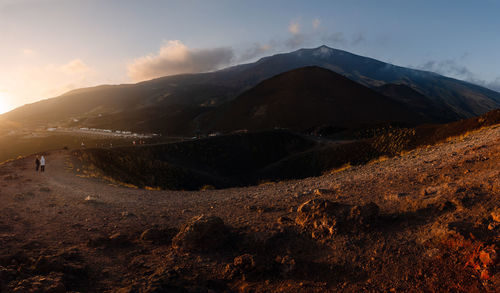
[289,45,337,59]
[311,45,335,57]
[317,44,333,50]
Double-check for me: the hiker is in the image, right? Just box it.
[40,155,46,172]
[35,155,40,171]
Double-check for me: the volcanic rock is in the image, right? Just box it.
[34,255,65,274]
[88,233,131,248]
[275,255,296,277]
[140,227,178,244]
[224,253,273,281]
[8,272,66,293]
[295,199,379,238]
[0,266,17,285]
[172,215,230,252]
[233,254,256,274]
[348,202,380,226]
[109,233,131,247]
[491,210,500,223]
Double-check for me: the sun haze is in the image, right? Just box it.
[0,92,13,114]
[1,0,500,114]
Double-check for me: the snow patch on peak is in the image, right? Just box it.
[312,45,334,57]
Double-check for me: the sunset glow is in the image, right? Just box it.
[0,92,13,114]
[1,0,500,113]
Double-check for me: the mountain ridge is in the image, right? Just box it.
[203,66,426,133]
[2,45,499,135]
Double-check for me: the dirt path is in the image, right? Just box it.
[1,125,499,292]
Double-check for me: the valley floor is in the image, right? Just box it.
[0,125,499,292]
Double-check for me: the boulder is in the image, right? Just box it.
[296,199,350,238]
[172,215,230,252]
[8,272,66,293]
[88,232,131,248]
[275,255,296,277]
[140,227,178,244]
[295,199,379,238]
[277,216,293,225]
[34,255,65,274]
[348,202,380,226]
[140,228,163,243]
[224,254,273,281]
[234,254,256,271]
[224,254,256,280]
[491,210,500,223]
[109,232,131,247]
[29,248,88,290]
[0,266,17,285]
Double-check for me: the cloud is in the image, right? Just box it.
[312,18,321,30]
[283,18,369,50]
[321,32,346,46]
[22,48,38,57]
[486,78,500,92]
[0,58,96,112]
[472,77,500,93]
[418,59,475,80]
[59,59,91,75]
[285,34,307,49]
[288,20,300,35]
[21,59,94,96]
[128,40,234,82]
[416,59,500,93]
[238,43,271,62]
[351,33,366,46]
[285,19,308,49]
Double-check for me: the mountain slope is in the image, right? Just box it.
[1,82,235,134]
[2,46,499,134]
[214,46,500,119]
[375,83,459,123]
[204,66,426,132]
[71,109,500,191]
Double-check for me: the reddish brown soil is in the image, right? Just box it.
[0,125,499,292]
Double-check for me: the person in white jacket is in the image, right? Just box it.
[40,155,46,172]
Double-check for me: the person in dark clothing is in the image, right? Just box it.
[35,156,40,171]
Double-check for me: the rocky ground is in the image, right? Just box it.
[0,124,499,292]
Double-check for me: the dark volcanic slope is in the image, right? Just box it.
[75,130,317,190]
[1,83,235,134]
[376,83,460,123]
[220,46,500,119]
[2,46,500,135]
[204,66,425,132]
[76,109,500,191]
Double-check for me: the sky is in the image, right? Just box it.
[1,0,500,114]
